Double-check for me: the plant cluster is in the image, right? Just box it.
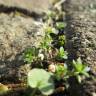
[23,47,39,64]
[56,47,68,60]
[72,58,90,83]
[0,1,91,96]
[21,1,91,96]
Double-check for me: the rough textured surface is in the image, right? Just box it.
[0,0,53,15]
[64,0,96,74]
[64,0,96,12]
[0,12,44,81]
[64,0,96,96]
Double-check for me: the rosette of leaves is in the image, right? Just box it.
[72,57,90,83]
[27,68,54,96]
[23,47,39,64]
[55,64,69,81]
[56,47,68,61]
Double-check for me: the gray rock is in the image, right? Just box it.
[64,0,96,75]
[0,0,53,15]
[0,12,45,81]
[64,0,96,96]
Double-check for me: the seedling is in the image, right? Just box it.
[47,11,56,19]
[72,57,90,83]
[27,68,54,96]
[23,47,39,64]
[45,26,53,34]
[58,35,66,46]
[56,22,66,30]
[55,64,69,81]
[40,34,52,51]
[56,47,68,60]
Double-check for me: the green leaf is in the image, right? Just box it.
[76,64,83,72]
[77,57,82,64]
[73,58,83,72]
[73,60,76,65]
[56,47,68,60]
[81,71,89,77]
[56,22,66,30]
[55,64,68,80]
[60,47,64,55]
[27,68,54,95]
[58,35,66,46]
[39,81,54,95]
[77,75,82,83]
[23,47,39,63]
[62,52,68,59]
[47,11,56,18]
[73,58,90,83]
[45,27,53,34]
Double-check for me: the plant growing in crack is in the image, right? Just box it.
[40,34,52,51]
[39,32,53,60]
[23,47,39,64]
[55,64,69,81]
[56,47,68,61]
[56,22,66,30]
[57,35,66,46]
[72,57,90,83]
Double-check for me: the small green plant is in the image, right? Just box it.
[40,33,52,51]
[72,57,90,83]
[56,47,68,60]
[55,64,69,81]
[23,47,39,64]
[45,26,53,34]
[27,68,55,96]
[58,35,66,46]
[56,22,66,30]
[47,11,56,19]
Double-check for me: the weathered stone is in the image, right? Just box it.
[0,0,54,15]
[64,0,96,12]
[0,12,45,81]
[64,0,96,96]
[64,0,96,75]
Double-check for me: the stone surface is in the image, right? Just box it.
[0,12,45,81]
[64,0,96,96]
[0,0,54,15]
[64,0,96,75]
